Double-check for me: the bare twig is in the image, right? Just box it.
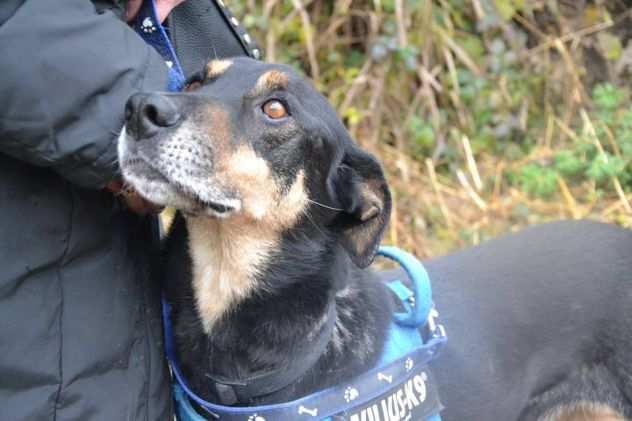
[394,0,408,47]
[523,20,614,58]
[461,135,483,191]
[339,59,373,112]
[581,109,632,214]
[556,175,581,219]
[425,159,454,228]
[435,25,483,76]
[456,169,488,211]
[291,0,320,84]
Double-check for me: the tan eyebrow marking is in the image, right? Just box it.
[249,70,289,97]
[206,59,233,79]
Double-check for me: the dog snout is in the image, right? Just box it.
[125,93,181,140]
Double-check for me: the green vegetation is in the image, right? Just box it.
[235,0,632,257]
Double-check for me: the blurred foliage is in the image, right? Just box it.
[233,0,632,257]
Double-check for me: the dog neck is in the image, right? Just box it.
[175,214,387,404]
[185,215,279,333]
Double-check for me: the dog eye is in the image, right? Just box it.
[184,70,206,91]
[184,81,202,91]
[262,99,288,119]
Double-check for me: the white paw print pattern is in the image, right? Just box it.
[247,414,266,421]
[344,386,359,403]
[141,17,157,33]
[405,357,414,372]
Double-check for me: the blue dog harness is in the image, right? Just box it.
[161,247,447,421]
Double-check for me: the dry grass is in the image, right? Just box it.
[232,0,632,258]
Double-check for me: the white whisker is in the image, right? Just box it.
[306,198,343,212]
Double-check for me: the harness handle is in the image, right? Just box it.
[377,246,433,328]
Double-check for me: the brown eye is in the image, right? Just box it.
[262,99,288,119]
[184,81,202,92]
[184,70,207,91]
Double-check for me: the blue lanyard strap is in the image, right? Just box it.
[132,0,186,91]
[132,0,262,92]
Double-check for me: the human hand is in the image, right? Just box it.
[106,180,164,215]
[126,0,187,23]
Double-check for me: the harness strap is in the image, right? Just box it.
[204,304,337,405]
[163,300,337,407]
[132,0,186,91]
[172,338,445,421]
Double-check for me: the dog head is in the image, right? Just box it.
[118,57,391,267]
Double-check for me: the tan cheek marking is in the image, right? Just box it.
[204,105,233,161]
[206,59,232,78]
[225,147,308,227]
[272,170,308,229]
[220,146,276,221]
[187,148,308,331]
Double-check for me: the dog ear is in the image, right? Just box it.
[329,146,391,268]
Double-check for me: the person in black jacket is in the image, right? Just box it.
[0,1,256,419]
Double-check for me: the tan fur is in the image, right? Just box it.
[219,146,307,226]
[206,59,233,79]
[222,146,274,220]
[541,402,626,421]
[186,216,276,333]
[187,147,308,332]
[205,104,233,153]
[250,70,289,97]
[357,185,382,221]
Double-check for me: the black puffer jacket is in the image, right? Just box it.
[0,1,254,419]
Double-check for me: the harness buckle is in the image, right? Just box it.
[213,383,238,406]
[426,308,446,340]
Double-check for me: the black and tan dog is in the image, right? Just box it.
[118,58,632,420]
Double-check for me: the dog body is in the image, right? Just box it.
[424,220,632,420]
[118,58,632,420]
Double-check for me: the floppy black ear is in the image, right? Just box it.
[330,147,391,268]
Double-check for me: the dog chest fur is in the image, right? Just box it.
[186,216,274,332]
[186,166,308,332]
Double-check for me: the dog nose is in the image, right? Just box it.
[125,93,181,140]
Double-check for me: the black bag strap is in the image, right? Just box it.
[167,0,261,77]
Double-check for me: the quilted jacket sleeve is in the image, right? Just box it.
[0,0,169,188]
